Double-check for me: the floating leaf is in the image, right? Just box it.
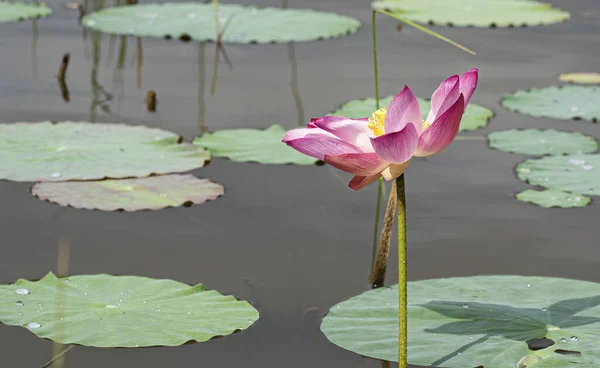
[488,129,598,156]
[0,2,52,23]
[371,0,569,27]
[82,3,360,43]
[516,189,590,208]
[517,154,600,196]
[0,273,258,347]
[193,124,317,165]
[331,96,493,132]
[0,122,210,182]
[559,73,600,85]
[502,86,600,122]
[321,276,600,367]
[32,174,223,211]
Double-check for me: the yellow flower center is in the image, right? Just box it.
[367,107,387,136]
[368,107,431,136]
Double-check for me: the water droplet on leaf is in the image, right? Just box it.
[16,301,24,306]
[27,322,41,329]
[15,288,30,295]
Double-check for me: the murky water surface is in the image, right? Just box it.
[0,0,599,366]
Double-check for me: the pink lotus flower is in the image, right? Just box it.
[283,69,478,190]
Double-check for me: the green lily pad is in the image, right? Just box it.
[321,276,600,367]
[82,3,360,43]
[331,96,493,132]
[559,73,600,85]
[516,189,590,208]
[0,121,210,182]
[517,154,600,196]
[371,0,569,28]
[0,2,52,23]
[488,129,598,156]
[193,124,318,165]
[502,86,600,122]
[0,272,258,347]
[32,174,224,211]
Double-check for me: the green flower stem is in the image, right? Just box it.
[370,10,385,274]
[396,174,407,367]
[372,10,380,109]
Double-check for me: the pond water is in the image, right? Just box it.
[0,0,599,367]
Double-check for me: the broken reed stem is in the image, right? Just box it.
[146,90,157,112]
[57,53,70,81]
[370,180,397,288]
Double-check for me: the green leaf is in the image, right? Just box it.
[0,122,210,182]
[488,129,598,156]
[502,86,600,123]
[321,276,600,367]
[82,3,360,43]
[0,273,258,347]
[559,73,600,85]
[193,124,318,165]
[32,174,224,211]
[517,154,600,196]
[516,189,590,208]
[0,2,52,23]
[331,96,493,132]
[371,0,569,28]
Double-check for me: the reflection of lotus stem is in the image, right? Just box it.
[370,181,397,288]
[396,175,407,368]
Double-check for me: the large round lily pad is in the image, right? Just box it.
[0,273,258,347]
[82,3,360,43]
[32,174,224,211]
[0,122,210,182]
[502,86,600,122]
[516,189,590,208]
[193,124,318,165]
[371,0,569,27]
[517,154,600,196]
[331,96,493,132]
[321,276,600,367]
[559,73,600,85]
[488,129,598,156]
[0,2,52,23]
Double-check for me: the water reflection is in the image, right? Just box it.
[283,0,305,125]
[31,20,39,78]
[90,31,113,121]
[198,43,207,133]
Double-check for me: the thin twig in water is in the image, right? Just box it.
[57,53,70,81]
[147,90,157,112]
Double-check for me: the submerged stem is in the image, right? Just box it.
[396,175,407,367]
